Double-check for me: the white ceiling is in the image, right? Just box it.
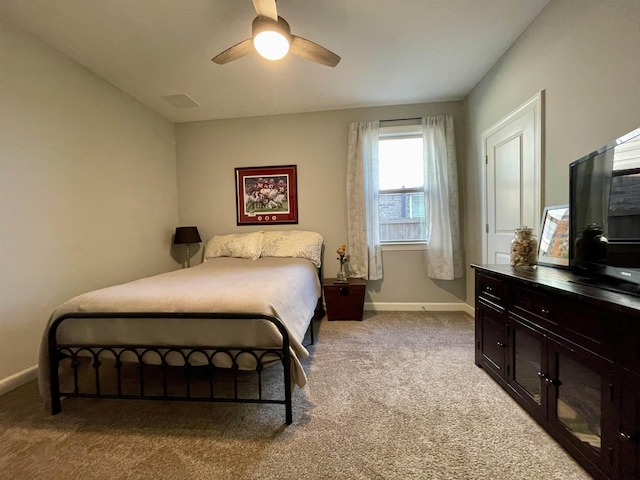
[1,0,550,123]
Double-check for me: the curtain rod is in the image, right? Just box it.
[379,117,422,123]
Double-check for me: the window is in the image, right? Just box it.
[378,124,426,244]
[346,116,460,280]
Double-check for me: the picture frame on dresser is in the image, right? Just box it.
[538,204,570,267]
[235,165,298,225]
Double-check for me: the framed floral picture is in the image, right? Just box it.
[538,204,570,267]
[235,165,298,225]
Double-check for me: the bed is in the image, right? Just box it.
[39,230,324,424]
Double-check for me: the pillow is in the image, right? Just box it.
[261,230,323,267]
[203,232,263,261]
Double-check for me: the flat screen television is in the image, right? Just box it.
[569,126,640,295]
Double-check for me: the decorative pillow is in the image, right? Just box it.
[203,232,263,261]
[261,230,323,267]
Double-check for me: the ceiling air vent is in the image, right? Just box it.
[161,94,199,108]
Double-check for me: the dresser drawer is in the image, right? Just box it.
[510,287,614,360]
[476,273,506,307]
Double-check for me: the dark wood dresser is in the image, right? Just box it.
[472,264,639,480]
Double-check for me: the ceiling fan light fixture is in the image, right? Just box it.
[254,30,290,60]
[212,4,340,68]
[251,15,292,61]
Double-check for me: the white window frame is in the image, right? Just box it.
[378,124,427,251]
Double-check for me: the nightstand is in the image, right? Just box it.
[322,278,367,321]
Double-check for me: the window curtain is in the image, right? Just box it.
[346,121,383,280]
[422,115,463,280]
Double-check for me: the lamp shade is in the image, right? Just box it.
[174,226,202,245]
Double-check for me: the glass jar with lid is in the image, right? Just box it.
[510,225,538,266]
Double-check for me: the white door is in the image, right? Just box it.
[482,92,544,264]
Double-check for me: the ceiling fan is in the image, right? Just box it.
[212,0,341,67]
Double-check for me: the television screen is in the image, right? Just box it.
[569,127,640,290]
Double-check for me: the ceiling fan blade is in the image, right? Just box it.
[212,38,254,65]
[290,36,341,67]
[252,0,278,21]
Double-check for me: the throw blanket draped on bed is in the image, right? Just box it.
[38,256,321,401]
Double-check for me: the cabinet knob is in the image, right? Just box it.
[619,432,635,442]
[485,286,493,292]
[540,308,550,317]
[544,376,561,386]
[536,372,560,386]
[497,342,506,348]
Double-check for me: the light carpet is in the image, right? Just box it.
[0,311,591,479]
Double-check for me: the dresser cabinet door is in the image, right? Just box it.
[476,302,507,381]
[507,315,547,422]
[619,371,639,480]
[547,337,618,480]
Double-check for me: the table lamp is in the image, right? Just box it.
[174,226,202,267]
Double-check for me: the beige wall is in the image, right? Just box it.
[176,102,466,305]
[463,0,640,304]
[0,18,179,383]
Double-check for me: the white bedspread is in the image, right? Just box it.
[38,257,321,401]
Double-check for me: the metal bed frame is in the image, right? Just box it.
[48,311,317,425]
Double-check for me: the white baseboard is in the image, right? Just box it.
[0,365,38,396]
[365,302,474,317]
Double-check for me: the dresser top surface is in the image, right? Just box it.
[472,264,640,315]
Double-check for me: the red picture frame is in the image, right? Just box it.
[235,165,298,225]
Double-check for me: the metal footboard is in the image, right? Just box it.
[48,312,310,425]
